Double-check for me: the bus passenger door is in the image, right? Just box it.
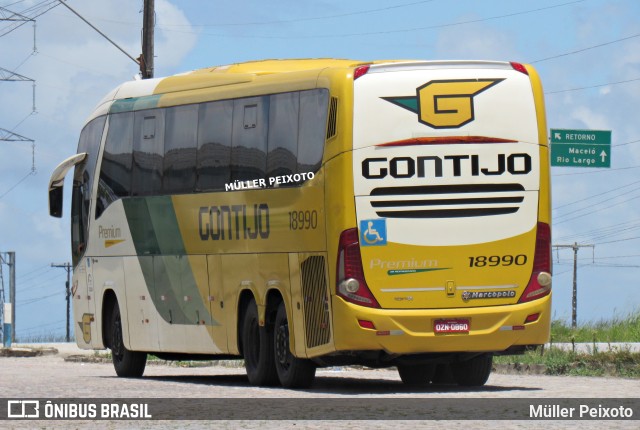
[73,258,94,348]
[123,256,160,352]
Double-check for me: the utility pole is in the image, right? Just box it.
[51,263,72,342]
[1,252,16,346]
[553,243,594,329]
[140,0,154,79]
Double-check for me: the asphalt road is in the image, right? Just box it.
[0,344,638,429]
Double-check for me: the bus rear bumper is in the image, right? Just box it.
[330,294,551,355]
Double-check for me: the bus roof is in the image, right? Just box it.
[86,58,517,123]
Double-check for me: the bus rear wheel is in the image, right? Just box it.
[274,302,316,388]
[242,300,278,386]
[397,363,436,386]
[109,303,147,378]
[450,353,493,386]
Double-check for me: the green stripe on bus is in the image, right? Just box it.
[110,94,162,113]
[123,197,215,326]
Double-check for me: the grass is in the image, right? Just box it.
[494,311,640,378]
[549,312,640,343]
[10,332,68,344]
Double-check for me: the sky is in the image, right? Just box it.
[1,0,639,340]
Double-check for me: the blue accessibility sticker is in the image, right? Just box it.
[360,219,387,246]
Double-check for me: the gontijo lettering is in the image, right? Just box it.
[362,153,531,179]
[199,203,269,240]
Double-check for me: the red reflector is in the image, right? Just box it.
[358,320,375,330]
[353,65,370,80]
[510,62,529,75]
[525,313,540,324]
[512,325,525,331]
[376,136,517,147]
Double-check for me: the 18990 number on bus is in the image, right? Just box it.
[288,210,318,230]
[468,254,527,267]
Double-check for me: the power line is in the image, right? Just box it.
[173,0,439,27]
[56,0,140,67]
[545,76,640,95]
[552,164,640,176]
[531,32,640,64]
[552,179,640,211]
[180,0,585,39]
[554,194,640,225]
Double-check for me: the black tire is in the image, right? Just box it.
[110,303,147,378]
[242,300,278,386]
[274,302,316,388]
[397,363,436,386]
[450,353,493,386]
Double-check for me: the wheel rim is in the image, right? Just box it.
[245,318,260,369]
[275,321,291,371]
[112,315,124,363]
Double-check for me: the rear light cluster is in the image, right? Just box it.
[510,62,529,75]
[353,65,370,80]
[336,228,380,308]
[518,222,552,303]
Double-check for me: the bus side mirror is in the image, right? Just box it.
[48,153,88,218]
[49,186,64,218]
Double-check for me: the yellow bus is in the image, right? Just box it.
[49,59,551,388]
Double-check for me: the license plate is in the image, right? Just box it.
[434,319,470,334]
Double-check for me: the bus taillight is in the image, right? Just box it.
[336,228,380,308]
[518,222,552,303]
[510,62,529,75]
[353,65,370,80]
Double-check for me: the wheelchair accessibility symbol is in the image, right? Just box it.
[360,219,387,246]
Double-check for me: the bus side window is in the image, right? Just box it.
[298,89,329,175]
[72,115,106,264]
[197,100,233,192]
[267,92,299,183]
[231,96,269,183]
[163,105,198,194]
[96,112,133,217]
[132,109,165,196]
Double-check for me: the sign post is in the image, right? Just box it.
[550,129,612,168]
[3,303,11,347]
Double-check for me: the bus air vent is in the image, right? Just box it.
[301,255,331,348]
[326,97,338,140]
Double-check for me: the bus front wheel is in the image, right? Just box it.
[274,302,316,388]
[109,303,147,378]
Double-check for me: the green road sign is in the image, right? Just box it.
[550,128,611,168]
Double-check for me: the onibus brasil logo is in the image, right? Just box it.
[382,78,504,129]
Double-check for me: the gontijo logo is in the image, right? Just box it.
[382,79,504,129]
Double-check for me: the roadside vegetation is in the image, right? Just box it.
[494,311,640,378]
